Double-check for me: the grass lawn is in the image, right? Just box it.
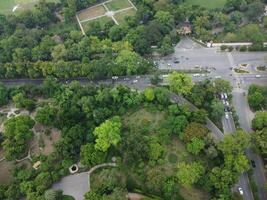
[81,16,113,32]
[0,0,58,15]
[114,8,136,24]
[105,0,132,11]
[185,0,226,9]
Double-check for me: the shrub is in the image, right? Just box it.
[220,45,227,51]
[239,46,247,52]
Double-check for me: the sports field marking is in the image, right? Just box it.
[76,0,137,34]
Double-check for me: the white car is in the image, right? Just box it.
[225,113,229,119]
[133,80,138,83]
[238,187,243,195]
[224,93,228,99]
[193,74,200,77]
[225,101,229,106]
[215,76,222,79]
[255,75,261,78]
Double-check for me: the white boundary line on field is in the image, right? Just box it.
[127,0,137,10]
[76,0,113,14]
[80,14,107,23]
[76,14,85,35]
[103,3,109,11]
[111,16,119,25]
[114,6,134,14]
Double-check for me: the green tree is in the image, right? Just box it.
[0,83,8,106]
[2,115,35,160]
[214,79,233,94]
[93,116,122,152]
[253,128,267,157]
[191,109,207,124]
[248,92,264,111]
[84,190,101,200]
[148,137,165,161]
[80,143,106,167]
[252,111,267,130]
[218,129,250,156]
[209,167,236,195]
[176,162,205,187]
[246,2,264,21]
[167,72,193,95]
[183,122,208,142]
[159,35,174,56]
[210,99,224,121]
[44,189,63,200]
[35,106,57,126]
[186,137,205,155]
[12,92,26,108]
[144,88,155,102]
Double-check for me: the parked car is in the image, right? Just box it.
[224,93,228,99]
[225,101,229,106]
[255,74,261,78]
[225,113,229,119]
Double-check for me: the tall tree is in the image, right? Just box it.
[167,72,193,95]
[2,115,35,160]
[176,161,205,187]
[93,116,122,152]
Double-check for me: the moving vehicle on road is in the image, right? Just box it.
[251,160,256,168]
[255,74,261,78]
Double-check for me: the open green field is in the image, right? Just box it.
[114,8,136,24]
[106,0,132,11]
[185,0,226,9]
[0,0,58,15]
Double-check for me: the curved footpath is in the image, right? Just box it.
[52,163,116,200]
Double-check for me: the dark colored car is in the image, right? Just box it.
[251,160,256,168]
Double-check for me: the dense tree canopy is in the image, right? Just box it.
[93,116,122,152]
[2,115,35,160]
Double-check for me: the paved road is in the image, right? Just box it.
[161,37,267,200]
[233,89,267,200]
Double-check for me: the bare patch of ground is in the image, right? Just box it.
[77,5,106,21]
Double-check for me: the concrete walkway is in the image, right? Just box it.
[52,162,116,200]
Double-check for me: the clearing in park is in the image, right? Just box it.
[76,0,137,35]
[0,0,58,15]
[185,0,227,9]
